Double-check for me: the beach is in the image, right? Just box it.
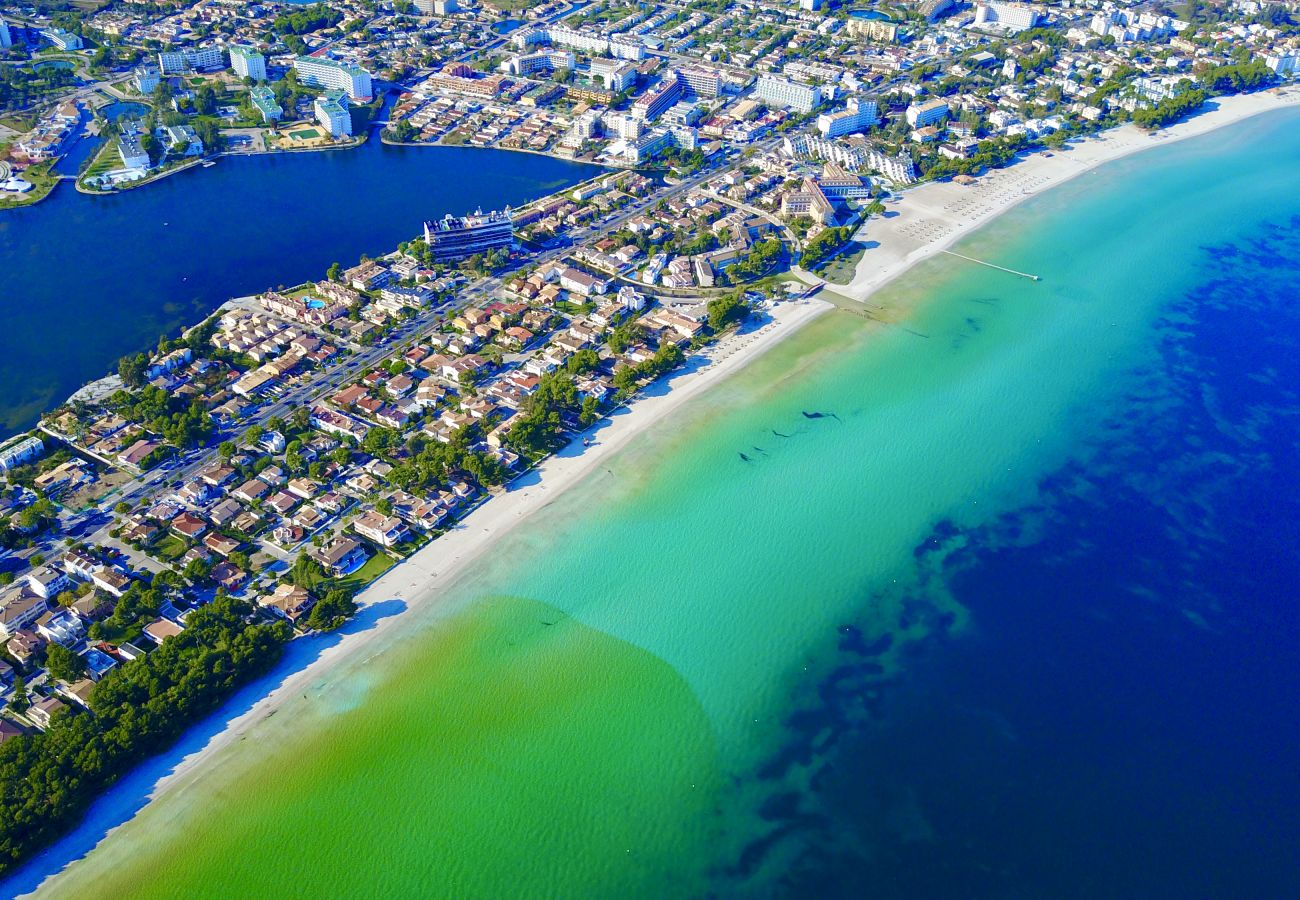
[17,88,1300,897]
[829,86,1300,299]
[149,87,1300,785]
[89,294,833,809]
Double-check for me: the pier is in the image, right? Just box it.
[940,249,1041,281]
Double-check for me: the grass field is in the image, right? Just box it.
[337,552,396,596]
[812,240,867,286]
[82,141,123,180]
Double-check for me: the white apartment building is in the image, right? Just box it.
[973,2,1043,33]
[906,98,950,128]
[506,49,575,77]
[676,65,724,98]
[133,65,161,94]
[229,45,267,81]
[315,91,352,138]
[817,97,879,138]
[0,435,43,472]
[754,75,822,114]
[591,57,638,92]
[294,56,373,101]
[158,46,226,75]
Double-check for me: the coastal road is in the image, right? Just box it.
[66,131,792,561]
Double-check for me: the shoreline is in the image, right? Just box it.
[13,89,1300,897]
[826,87,1300,301]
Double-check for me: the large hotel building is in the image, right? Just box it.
[423,209,515,260]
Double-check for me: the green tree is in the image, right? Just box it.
[8,675,28,713]
[304,588,355,631]
[44,644,85,684]
[117,353,148,389]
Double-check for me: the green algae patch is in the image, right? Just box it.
[43,595,722,900]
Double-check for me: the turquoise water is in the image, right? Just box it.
[10,109,1300,896]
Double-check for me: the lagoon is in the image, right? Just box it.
[0,139,599,438]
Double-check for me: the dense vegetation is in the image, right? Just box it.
[107,384,215,449]
[924,134,1028,180]
[800,225,855,269]
[504,371,588,458]
[1201,60,1274,94]
[612,343,685,398]
[0,597,292,874]
[384,426,509,493]
[1132,88,1207,129]
[727,238,783,281]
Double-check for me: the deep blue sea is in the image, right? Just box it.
[743,118,1300,897]
[0,139,597,436]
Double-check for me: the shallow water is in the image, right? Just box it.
[17,108,1300,898]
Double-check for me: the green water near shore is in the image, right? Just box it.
[27,109,1300,896]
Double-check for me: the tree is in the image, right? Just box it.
[44,644,85,684]
[290,552,326,589]
[8,676,28,713]
[327,262,342,282]
[117,353,148,389]
[218,440,237,460]
[706,294,750,332]
[305,588,355,631]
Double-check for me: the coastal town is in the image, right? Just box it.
[2,0,1300,878]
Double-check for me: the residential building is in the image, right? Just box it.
[0,16,10,49]
[229,45,267,82]
[25,565,71,600]
[817,97,879,138]
[506,49,575,77]
[754,75,822,114]
[0,587,47,640]
[251,85,283,123]
[311,535,368,576]
[415,0,458,12]
[118,131,150,170]
[28,696,66,730]
[423,209,514,260]
[632,76,683,122]
[315,90,352,138]
[676,65,724,98]
[0,434,43,472]
[164,124,204,156]
[41,29,82,51]
[591,58,637,92]
[158,46,226,75]
[259,583,316,623]
[294,56,373,101]
[353,511,409,548]
[906,98,950,128]
[847,18,900,42]
[781,177,836,224]
[973,2,1044,33]
[133,66,161,94]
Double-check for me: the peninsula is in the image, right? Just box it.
[1,0,1299,883]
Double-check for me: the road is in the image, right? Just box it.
[58,127,791,574]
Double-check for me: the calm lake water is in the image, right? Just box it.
[0,138,599,437]
[8,108,1300,898]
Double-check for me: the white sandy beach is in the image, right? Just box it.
[22,86,1300,896]
[826,86,1300,300]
